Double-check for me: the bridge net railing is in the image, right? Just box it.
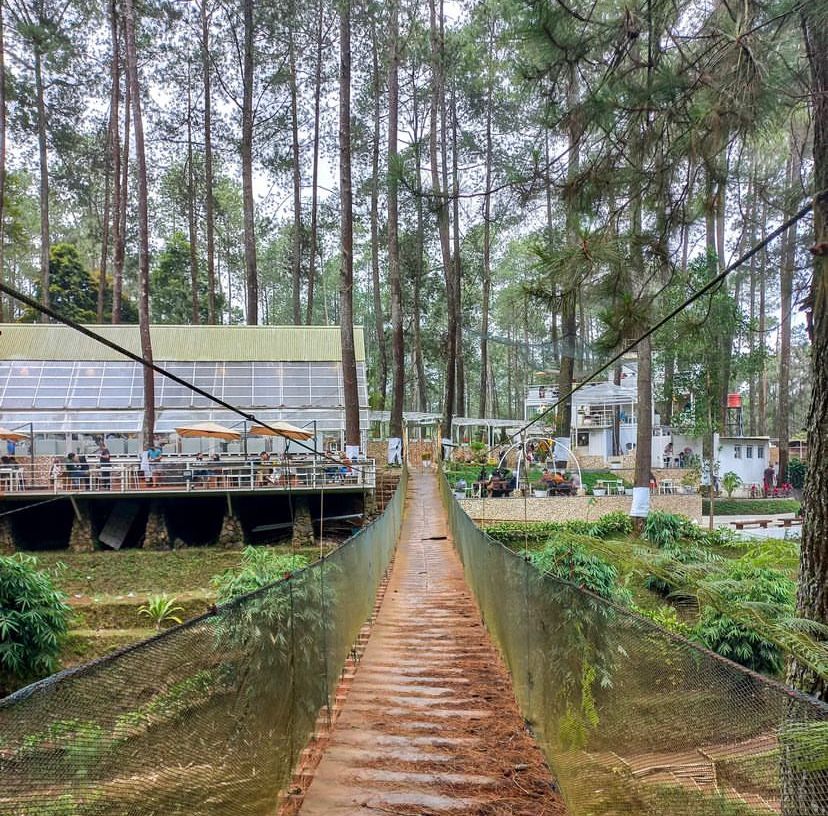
[438,474,828,816]
[0,468,407,816]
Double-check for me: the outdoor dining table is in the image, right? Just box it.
[595,479,625,495]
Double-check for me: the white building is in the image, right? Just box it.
[716,435,772,488]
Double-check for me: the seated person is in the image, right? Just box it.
[257,451,272,486]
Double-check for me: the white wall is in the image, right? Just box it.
[718,439,769,485]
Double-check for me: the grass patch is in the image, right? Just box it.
[26,546,324,599]
[702,498,800,516]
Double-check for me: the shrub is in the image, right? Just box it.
[721,471,742,499]
[692,564,795,675]
[587,511,633,539]
[644,511,693,550]
[693,608,785,675]
[787,458,807,489]
[0,554,70,695]
[212,547,310,602]
[529,534,629,602]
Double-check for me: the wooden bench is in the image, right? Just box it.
[776,517,803,528]
[730,519,771,530]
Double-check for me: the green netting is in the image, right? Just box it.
[438,473,828,816]
[0,468,407,816]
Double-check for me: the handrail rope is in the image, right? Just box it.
[438,469,828,713]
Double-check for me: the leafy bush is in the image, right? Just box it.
[138,594,185,630]
[644,511,694,550]
[787,457,807,489]
[721,471,742,498]
[587,511,633,539]
[213,546,310,602]
[0,554,71,695]
[529,534,629,602]
[692,564,795,675]
[693,608,785,675]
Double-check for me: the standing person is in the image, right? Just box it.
[139,446,153,487]
[763,464,775,497]
[97,440,112,491]
[148,441,163,486]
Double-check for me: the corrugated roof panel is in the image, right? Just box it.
[0,325,366,362]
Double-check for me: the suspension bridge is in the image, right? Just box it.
[1,467,826,816]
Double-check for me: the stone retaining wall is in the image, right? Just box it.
[458,493,702,523]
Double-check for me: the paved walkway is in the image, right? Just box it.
[299,471,565,815]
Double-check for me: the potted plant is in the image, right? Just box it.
[592,487,606,497]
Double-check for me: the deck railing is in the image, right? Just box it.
[0,457,376,495]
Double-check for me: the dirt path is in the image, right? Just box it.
[298,470,566,815]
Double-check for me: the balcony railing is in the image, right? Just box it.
[0,457,376,496]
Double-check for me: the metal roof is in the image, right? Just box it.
[0,324,366,362]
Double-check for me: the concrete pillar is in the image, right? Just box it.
[363,489,378,522]
[218,511,244,549]
[143,501,170,550]
[68,501,95,553]
[0,516,15,554]
[291,497,314,548]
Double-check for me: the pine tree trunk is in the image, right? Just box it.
[201,0,217,324]
[96,119,112,324]
[0,1,5,323]
[781,5,828,793]
[387,0,404,440]
[429,0,454,442]
[339,0,359,448]
[306,0,324,325]
[123,0,155,443]
[479,15,494,418]
[412,72,428,411]
[451,81,464,417]
[186,64,200,324]
[557,66,579,438]
[241,0,258,324]
[748,221,757,435]
[778,137,801,487]
[785,10,828,720]
[289,21,302,326]
[758,199,768,435]
[113,59,129,325]
[369,29,387,407]
[34,48,50,318]
[99,7,121,325]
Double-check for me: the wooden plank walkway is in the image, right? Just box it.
[298,470,566,815]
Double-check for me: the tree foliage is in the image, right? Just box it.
[0,554,70,696]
